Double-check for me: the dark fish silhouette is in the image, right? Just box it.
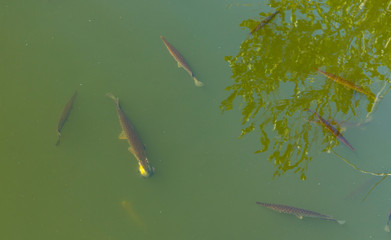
[107,93,153,177]
[306,108,355,151]
[56,91,77,146]
[317,69,376,101]
[256,202,345,224]
[250,10,279,35]
[160,36,204,87]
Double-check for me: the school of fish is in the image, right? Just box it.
[51,5,391,235]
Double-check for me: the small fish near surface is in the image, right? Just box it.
[249,10,279,35]
[316,69,376,101]
[160,36,204,87]
[107,93,153,177]
[385,209,391,232]
[306,108,355,151]
[56,91,77,146]
[256,202,345,224]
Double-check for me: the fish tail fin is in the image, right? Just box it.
[385,224,390,232]
[55,136,61,146]
[193,77,204,87]
[337,220,346,225]
[106,92,119,105]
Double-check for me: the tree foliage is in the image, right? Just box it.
[222,0,391,179]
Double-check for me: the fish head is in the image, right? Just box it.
[138,161,154,177]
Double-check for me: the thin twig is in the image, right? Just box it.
[332,150,391,176]
[366,80,391,120]
[362,175,388,201]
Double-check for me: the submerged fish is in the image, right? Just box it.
[107,93,153,177]
[160,36,204,87]
[345,175,383,200]
[250,10,279,35]
[256,202,345,224]
[316,69,376,101]
[56,91,77,146]
[121,200,145,229]
[306,109,355,151]
[385,209,391,232]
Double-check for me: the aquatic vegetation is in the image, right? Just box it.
[222,0,391,179]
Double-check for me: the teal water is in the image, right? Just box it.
[1,0,391,239]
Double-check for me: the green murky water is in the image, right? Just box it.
[1,0,391,239]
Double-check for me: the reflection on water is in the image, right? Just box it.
[222,0,391,180]
[3,0,391,239]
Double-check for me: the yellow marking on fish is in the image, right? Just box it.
[139,163,148,177]
[107,92,153,177]
[119,131,127,140]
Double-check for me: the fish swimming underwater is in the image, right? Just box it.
[56,91,77,146]
[121,200,145,229]
[316,69,376,101]
[160,36,204,87]
[249,10,279,35]
[256,202,345,224]
[385,209,391,232]
[107,93,153,177]
[306,108,355,151]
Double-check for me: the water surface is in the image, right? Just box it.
[1,0,390,239]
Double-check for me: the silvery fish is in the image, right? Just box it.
[256,202,346,224]
[316,69,376,101]
[107,93,153,177]
[160,36,204,87]
[56,91,77,146]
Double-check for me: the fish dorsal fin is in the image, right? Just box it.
[119,131,127,140]
[296,215,303,220]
